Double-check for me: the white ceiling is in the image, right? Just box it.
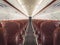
[0,0,60,20]
[32,0,53,15]
[33,0,60,20]
[6,0,28,16]
[6,0,53,16]
[17,0,43,16]
[0,0,28,20]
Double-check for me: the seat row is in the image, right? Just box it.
[0,20,28,45]
[32,20,60,45]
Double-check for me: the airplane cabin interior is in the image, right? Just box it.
[0,0,60,45]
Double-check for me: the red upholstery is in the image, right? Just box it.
[32,20,43,35]
[53,27,60,45]
[18,20,28,30]
[2,22,20,45]
[40,21,56,45]
[35,21,43,43]
[58,24,60,27]
[3,22,20,36]
[0,20,60,45]
[1,20,28,45]
[0,23,2,28]
[0,28,7,45]
[37,34,41,44]
[17,20,28,35]
[32,20,44,45]
[17,34,23,45]
[0,20,28,45]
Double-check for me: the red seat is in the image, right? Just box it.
[3,22,20,36]
[53,27,60,45]
[17,20,28,35]
[32,20,43,35]
[0,23,2,28]
[0,28,7,45]
[0,20,28,45]
[17,34,23,45]
[37,34,41,44]
[59,24,60,27]
[32,20,44,44]
[2,21,20,45]
[40,21,56,45]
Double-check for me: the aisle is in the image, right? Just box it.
[24,17,37,45]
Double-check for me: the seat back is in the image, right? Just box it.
[53,27,60,45]
[17,20,28,35]
[40,21,56,45]
[17,33,23,45]
[32,20,43,34]
[0,23,2,28]
[2,21,20,45]
[0,28,7,45]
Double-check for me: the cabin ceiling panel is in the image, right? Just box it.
[32,11,60,20]
[0,0,59,20]
[3,0,54,16]
[33,0,60,20]
[32,0,53,15]
[0,0,28,20]
[39,0,60,14]
[4,0,28,16]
